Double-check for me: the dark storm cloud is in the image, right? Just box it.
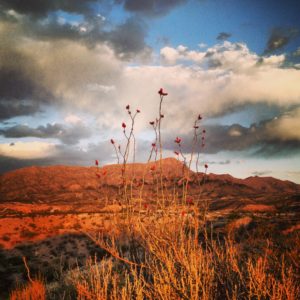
[105,17,148,58]
[116,0,187,17]
[0,102,40,121]
[0,45,53,102]
[264,27,299,53]
[0,0,98,18]
[0,123,92,145]
[0,37,53,120]
[4,11,148,59]
[216,32,232,41]
[162,121,300,157]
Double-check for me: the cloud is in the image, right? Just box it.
[252,170,271,176]
[160,108,300,157]
[265,27,299,53]
[0,141,58,159]
[265,107,300,141]
[0,123,92,145]
[0,140,115,173]
[1,5,150,60]
[216,32,231,41]
[0,102,41,121]
[116,0,187,17]
[160,45,206,64]
[205,160,231,165]
[0,0,98,18]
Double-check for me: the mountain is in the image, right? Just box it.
[0,158,299,206]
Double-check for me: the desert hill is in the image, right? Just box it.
[0,158,299,206]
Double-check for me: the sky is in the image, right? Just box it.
[0,0,300,183]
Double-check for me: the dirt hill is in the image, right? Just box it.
[0,158,299,206]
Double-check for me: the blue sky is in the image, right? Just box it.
[0,0,300,182]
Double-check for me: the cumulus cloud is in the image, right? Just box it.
[116,0,187,17]
[160,45,206,64]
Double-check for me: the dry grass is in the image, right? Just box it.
[10,279,46,300]
[67,214,299,300]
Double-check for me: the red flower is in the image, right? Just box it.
[149,121,155,125]
[143,203,149,209]
[126,104,130,110]
[194,125,199,129]
[136,109,141,113]
[158,88,168,96]
[96,173,101,178]
[174,151,179,156]
[198,114,202,120]
[202,129,206,134]
[186,198,194,205]
[150,165,156,171]
[174,137,181,144]
[122,122,126,129]
[102,170,107,176]
[152,143,156,148]
[95,160,99,166]
[160,114,164,118]
[205,164,208,169]
[202,136,205,140]
[181,211,186,217]
[110,139,115,144]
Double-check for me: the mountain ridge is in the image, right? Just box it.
[0,157,299,204]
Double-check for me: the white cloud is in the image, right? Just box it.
[266,108,300,141]
[0,142,58,159]
[64,114,82,124]
[160,45,206,64]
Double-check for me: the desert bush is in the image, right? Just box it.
[2,234,11,241]
[20,229,39,239]
[68,216,299,300]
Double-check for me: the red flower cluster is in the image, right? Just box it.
[152,143,156,148]
[158,88,168,96]
[110,139,115,144]
[198,114,202,120]
[136,109,141,113]
[126,104,130,110]
[150,165,156,171]
[96,173,101,178]
[174,151,179,156]
[95,160,99,166]
[205,164,208,169]
[149,121,155,125]
[122,122,126,129]
[174,137,181,144]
